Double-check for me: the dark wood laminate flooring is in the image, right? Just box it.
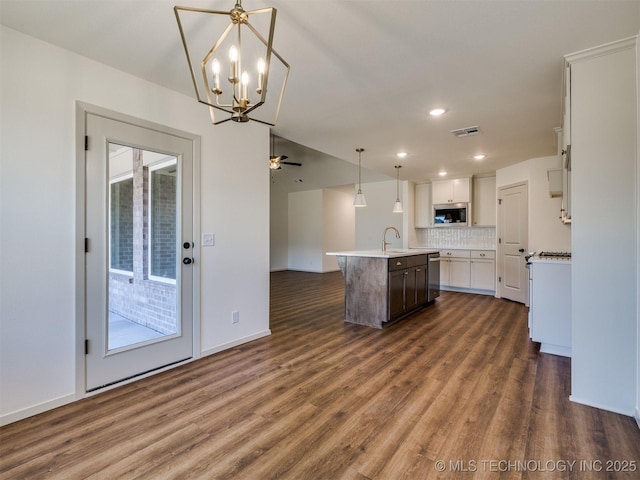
[1,270,639,479]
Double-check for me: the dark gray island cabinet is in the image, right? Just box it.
[327,250,440,328]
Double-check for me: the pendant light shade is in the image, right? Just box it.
[354,148,367,207]
[393,165,403,213]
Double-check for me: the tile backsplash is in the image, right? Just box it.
[415,227,496,250]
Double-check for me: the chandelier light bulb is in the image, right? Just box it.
[229,46,238,82]
[211,59,222,93]
[257,58,265,94]
[241,71,250,99]
[229,45,238,62]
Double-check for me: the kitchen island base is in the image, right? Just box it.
[332,250,439,329]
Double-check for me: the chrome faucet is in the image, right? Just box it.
[382,226,400,253]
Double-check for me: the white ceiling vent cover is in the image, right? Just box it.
[451,125,480,138]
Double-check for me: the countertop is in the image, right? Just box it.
[412,246,497,251]
[528,256,572,265]
[326,248,439,259]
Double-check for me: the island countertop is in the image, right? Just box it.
[326,248,439,259]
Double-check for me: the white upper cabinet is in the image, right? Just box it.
[432,177,471,204]
[472,176,496,226]
[414,183,432,228]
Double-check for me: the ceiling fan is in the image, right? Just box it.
[270,134,301,170]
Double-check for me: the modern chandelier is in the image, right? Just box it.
[354,148,367,207]
[174,1,290,125]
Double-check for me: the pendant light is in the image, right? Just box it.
[393,165,403,213]
[354,148,367,207]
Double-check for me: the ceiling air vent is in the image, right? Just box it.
[451,125,480,138]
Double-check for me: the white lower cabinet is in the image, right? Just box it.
[470,250,495,291]
[440,249,495,294]
[529,259,571,357]
[449,258,471,287]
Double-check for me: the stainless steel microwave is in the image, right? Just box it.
[433,203,468,226]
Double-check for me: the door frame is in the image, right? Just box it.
[496,180,528,303]
[75,101,201,397]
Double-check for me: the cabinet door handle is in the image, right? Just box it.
[480,253,485,257]
[396,261,402,266]
[416,268,421,272]
[404,271,408,275]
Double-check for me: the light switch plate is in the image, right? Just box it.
[202,233,215,246]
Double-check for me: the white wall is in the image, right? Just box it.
[0,27,271,424]
[322,189,355,272]
[497,155,571,252]
[404,181,419,247]
[270,185,289,271]
[288,190,324,271]
[569,39,637,416]
[355,180,405,250]
[287,189,354,273]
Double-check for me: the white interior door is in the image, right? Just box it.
[85,112,195,391]
[498,183,528,303]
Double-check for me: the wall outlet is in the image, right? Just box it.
[232,310,239,324]
[202,233,215,246]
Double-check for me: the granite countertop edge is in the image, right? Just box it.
[326,249,439,259]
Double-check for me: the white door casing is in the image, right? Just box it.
[79,104,200,392]
[498,182,528,304]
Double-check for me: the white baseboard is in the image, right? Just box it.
[0,393,77,427]
[440,285,496,296]
[539,343,571,358]
[201,329,271,357]
[569,395,635,417]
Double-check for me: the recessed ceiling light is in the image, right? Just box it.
[429,108,446,116]
[474,154,486,160]
[396,152,408,158]
[438,171,447,176]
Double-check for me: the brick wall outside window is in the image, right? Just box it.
[109,149,178,336]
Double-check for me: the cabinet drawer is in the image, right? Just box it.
[388,257,407,271]
[470,250,495,259]
[441,249,470,258]
[407,254,428,267]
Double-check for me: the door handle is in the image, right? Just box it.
[183,257,194,265]
[519,248,525,253]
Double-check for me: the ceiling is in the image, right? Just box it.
[2,0,639,184]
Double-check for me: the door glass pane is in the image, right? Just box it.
[108,143,179,351]
[110,178,134,272]
[150,162,177,281]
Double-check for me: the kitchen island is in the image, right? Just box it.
[326,249,440,328]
